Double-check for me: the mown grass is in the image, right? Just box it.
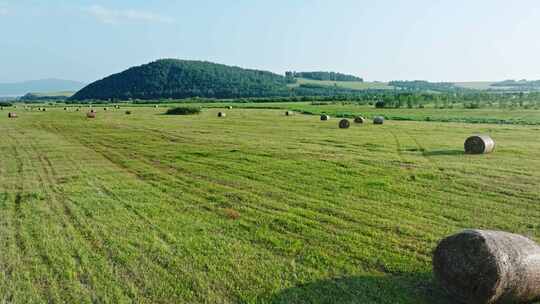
[214,102,540,125]
[0,105,539,303]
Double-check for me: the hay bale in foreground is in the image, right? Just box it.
[464,135,495,154]
[285,111,294,116]
[339,119,350,129]
[354,116,365,124]
[433,230,540,304]
[86,112,96,118]
[320,114,330,121]
[373,116,384,124]
[8,112,17,118]
[218,112,226,117]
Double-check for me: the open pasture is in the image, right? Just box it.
[0,106,539,303]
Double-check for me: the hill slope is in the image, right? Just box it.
[70,59,291,100]
[0,79,85,96]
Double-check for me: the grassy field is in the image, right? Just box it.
[289,78,393,90]
[197,102,540,125]
[0,105,539,303]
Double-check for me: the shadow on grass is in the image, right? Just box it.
[423,149,463,157]
[267,273,453,304]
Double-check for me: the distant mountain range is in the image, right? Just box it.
[0,79,86,96]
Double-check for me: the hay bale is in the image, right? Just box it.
[285,111,294,116]
[465,135,495,154]
[373,116,384,124]
[320,114,330,121]
[8,112,17,118]
[218,112,226,117]
[339,119,350,129]
[125,110,132,115]
[433,230,540,304]
[354,116,365,124]
[86,112,96,118]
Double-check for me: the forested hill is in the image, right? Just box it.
[70,59,291,100]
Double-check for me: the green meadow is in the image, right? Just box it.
[0,105,539,303]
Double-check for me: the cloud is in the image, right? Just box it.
[84,5,174,24]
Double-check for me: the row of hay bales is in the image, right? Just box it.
[287,111,495,154]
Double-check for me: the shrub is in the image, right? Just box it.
[375,101,385,108]
[165,106,201,115]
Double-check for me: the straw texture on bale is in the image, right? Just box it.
[320,114,330,121]
[354,116,365,124]
[339,119,350,129]
[464,135,495,154]
[433,230,540,304]
[218,112,226,117]
[86,112,96,118]
[373,116,384,124]
[8,112,17,118]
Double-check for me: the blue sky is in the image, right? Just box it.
[1,0,540,83]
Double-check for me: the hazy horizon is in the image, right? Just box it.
[1,0,540,83]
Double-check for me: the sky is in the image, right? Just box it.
[1,0,540,83]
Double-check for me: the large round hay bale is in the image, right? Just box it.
[464,135,495,154]
[8,112,17,118]
[354,116,365,124]
[285,111,294,116]
[339,119,350,129]
[320,114,330,121]
[433,230,540,304]
[373,116,384,124]
[218,112,226,117]
[86,112,96,118]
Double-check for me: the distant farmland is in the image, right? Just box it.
[0,103,539,303]
[290,78,394,90]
